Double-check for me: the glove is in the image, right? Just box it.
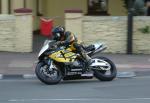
[55,41,62,46]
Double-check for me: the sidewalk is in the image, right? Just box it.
[0,52,150,76]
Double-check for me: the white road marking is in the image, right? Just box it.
[8,98,150,102]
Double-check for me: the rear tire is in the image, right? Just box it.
[93,57,117,81]
[35,62,62,85]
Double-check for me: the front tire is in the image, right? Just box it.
[93,57,117,81]
[35,62,62,85]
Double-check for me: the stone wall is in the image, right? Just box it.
[15,13,33,52]
[133,17,150,54]
[83,16,150,54]
[65,11,150,54]
[65,10,83,40]
[0,14,33,52]
[0,15,16,52]
[83,16,127,53]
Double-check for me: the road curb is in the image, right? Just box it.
[23,74,36,79]
[0,72,137,80]
[0,74,37,80]
[0,70,150,80]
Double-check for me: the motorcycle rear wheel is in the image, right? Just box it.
[35,62,62,85]
[93,57,117,81]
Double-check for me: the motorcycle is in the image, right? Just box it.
[35,40,117,85]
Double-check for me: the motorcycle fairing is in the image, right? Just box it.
[38,43,49,57]
[49,49,77,63]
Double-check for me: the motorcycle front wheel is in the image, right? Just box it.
[93,57,117,81]
[35,62,62,85]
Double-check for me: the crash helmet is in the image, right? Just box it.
[52,26,65,41]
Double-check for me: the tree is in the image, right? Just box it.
[122,0,129,9]
[122,0,136,9]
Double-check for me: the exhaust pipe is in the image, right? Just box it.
[88,46,107,56]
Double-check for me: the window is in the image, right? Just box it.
[87,0,109,15]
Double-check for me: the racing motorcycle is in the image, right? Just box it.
[35,40,117,85]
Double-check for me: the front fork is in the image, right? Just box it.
[39,58,54,72]
[47,59,56,72]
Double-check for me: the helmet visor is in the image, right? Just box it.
[54,33,61,41]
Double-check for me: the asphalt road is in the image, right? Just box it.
[0,77,150,103]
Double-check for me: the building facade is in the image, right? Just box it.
[1,0,149,54]
[0,0,127,30]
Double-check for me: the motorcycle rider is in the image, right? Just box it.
[51,26,92,66]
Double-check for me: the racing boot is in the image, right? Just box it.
[80,49,93,67]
